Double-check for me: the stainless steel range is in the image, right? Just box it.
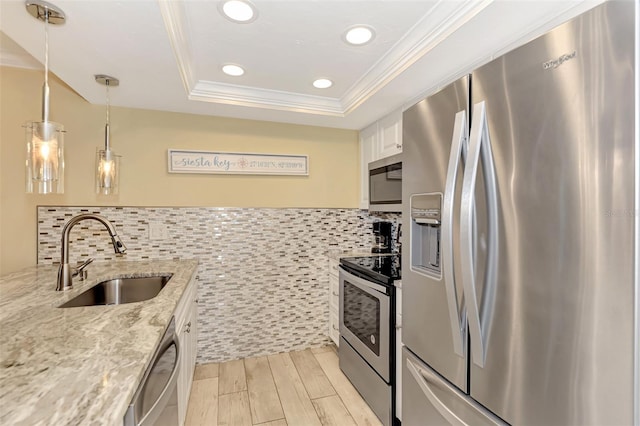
[339,255,400,426]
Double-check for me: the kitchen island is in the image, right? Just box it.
[0,259,198,426]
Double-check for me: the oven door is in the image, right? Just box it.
[339,266,391,382]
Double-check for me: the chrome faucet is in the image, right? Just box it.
[57,213,127,291]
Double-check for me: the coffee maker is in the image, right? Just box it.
[372,221,393,253]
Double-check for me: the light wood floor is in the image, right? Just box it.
[186,345,383,426]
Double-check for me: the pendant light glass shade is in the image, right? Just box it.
[25,0,66,194]
[95,75,120,195]
[25,120,64,193]
[96,146,120,195]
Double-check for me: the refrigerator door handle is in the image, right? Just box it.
[406,357,467,426]
[460,101,499,368]
[442,109,468,357]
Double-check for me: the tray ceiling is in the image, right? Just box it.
[0,0,602,130]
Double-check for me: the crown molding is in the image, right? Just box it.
[190,81,344,116]
[0,49,41,70]
[158,0,344,115]
[157,0,196,92]
[158,0,493,116]
[339,0,494,114]
[0,32,42,70]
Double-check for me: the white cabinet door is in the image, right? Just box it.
[360,109,404,210]
[176,276,198,426]
[359,123,379,209]
[184,295,197,395]
[328,257,340,346]
[378,109,403,159]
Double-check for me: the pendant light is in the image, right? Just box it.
[95,75,121,195]
[25,0,66,194]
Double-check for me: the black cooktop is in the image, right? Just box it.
[340,255,401,286]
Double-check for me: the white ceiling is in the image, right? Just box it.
[0,0,603,130]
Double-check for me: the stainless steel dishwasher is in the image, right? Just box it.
[124,317,180,426]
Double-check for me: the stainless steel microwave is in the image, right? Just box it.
[368,153,402,212]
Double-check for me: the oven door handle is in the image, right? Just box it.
[338,266,388,295]
[138,334,181,426]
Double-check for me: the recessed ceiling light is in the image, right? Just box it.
[344,26,375,46]
[313,79,333,89]
[219,0,257,23]
[222,64,245,76]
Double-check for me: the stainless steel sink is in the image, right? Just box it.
[59,275,172,308]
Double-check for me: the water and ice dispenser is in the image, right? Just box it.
[410,193,442,278]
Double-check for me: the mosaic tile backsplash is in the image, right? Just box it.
[37,206,400,363]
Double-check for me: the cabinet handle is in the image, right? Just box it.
[396,143,402,149]
[185,321,191,333]
[332,291,339,297]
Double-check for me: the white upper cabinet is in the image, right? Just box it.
[378,109,403,159]
[359,108,403,209]
[359,122,379,209]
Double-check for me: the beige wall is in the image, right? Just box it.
[0,67,359,275]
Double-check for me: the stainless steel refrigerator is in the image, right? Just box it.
[401,2,638,425]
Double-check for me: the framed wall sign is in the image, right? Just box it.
[168,150,309,176]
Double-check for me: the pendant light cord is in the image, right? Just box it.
[41,9,50,123]
[104,79,111,151]
[106,80,110,126]
[44,11,49,89]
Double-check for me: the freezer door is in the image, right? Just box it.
[402,348,505,426]
[402,76,469,392]
[467,2,636,425]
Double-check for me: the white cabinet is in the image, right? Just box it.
[176,275,198,426]
[359,108,403,209]
[359,123,379,209]
[328,258,340,346]
[378,109,403,159]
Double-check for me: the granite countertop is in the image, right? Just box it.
[0,259,198,426]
